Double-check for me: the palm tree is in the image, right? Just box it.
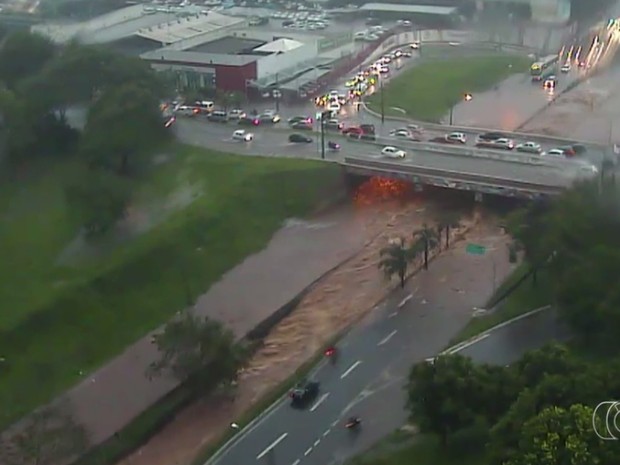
[435,211,461,250]
[413,224,439,270]
[378,237,417,288]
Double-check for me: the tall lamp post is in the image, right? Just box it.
[448,92,473,126]
[320,110,330,160]
[380,78,385,124]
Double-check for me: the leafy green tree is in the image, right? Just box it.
[0,403,89,465]
[378,237,416,288]
[24,43,167,107]
[412,224,439,270]
[81,83,168,175]
[512,343,582,388]
[505,404,619,465]
[65,169,131,236]
[148,313,247,392]
[0,31,56,90]
[406,354,487,445]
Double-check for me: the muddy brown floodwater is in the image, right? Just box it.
[117,197,482,465]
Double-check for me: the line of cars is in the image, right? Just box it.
[425,131,587,158]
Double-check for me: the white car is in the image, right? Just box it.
[516,141,542,154]
[561,63,571,73]
[390,128,413,138]
[381,146,406,159]
[410,42,420,49]
[544,75,557,89]
[407,124,424,133]
[493,138,515,150]
[447,132,467,143]
[232,129,253,142]
[228,109,246,119]
[545,148,566,157]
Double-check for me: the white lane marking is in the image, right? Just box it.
[292,460,300,465]
[340,360,362,379]
[397,294,413,308]
[314,439,321,447]
[310,392,330,412]
[388,311,398,318]
[331,420,339,428]
[256,433,288,460]
[323,428,331,437]
[304,447,313,456]
[446,333,490,354]
[377,330,398,346]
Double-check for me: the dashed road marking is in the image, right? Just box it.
[378,330,398,346]
[397,294,413,308]
[256,433,288,460]
[314,439,321,447]
[340,360,362,379]
[323,428,331,437]
[292,460,300,465]
[388,311,398,318]
[304,447,313,456]
[310,392,330,412]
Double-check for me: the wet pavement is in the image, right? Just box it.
[59,204,374,443]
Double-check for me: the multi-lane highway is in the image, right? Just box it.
[208,296,568,465]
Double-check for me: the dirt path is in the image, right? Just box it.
[117,199,476,465]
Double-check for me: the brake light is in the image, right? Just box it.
[252,119,259,125]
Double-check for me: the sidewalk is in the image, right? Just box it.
[116,208,514,465]
[54,204,376,444]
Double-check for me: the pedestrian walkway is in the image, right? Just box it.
[55,205,373,444]
[115,211,515,465]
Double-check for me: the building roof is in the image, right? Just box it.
[185,36,265,54]
[140,49,257,66]
[253,38,303,53]
[359,3,458,15]
[136,12,245,44]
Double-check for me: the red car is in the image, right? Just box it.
[342,126,364,136]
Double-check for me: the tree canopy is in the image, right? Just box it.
[148,313,247,392]
[0,30,171,237]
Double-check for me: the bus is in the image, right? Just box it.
[530,54,559,81]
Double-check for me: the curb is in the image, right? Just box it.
[439,304,552,356]
[204,223,474,465]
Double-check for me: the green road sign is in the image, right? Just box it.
[466,244,486,255]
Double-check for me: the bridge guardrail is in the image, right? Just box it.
[342,156,568,194]
[345,135,595,169]
[360,97,607,150]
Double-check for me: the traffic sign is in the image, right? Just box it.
[466,244,486,255]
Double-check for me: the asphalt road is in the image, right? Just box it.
[208,300,568,465]
[174,119,591,187]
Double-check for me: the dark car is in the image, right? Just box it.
[290,380,320,407]
[360,124,376,134]
[289,133,313,143]
[477,131,507,142]
[571,143,587,155]
[288,116,311,125]
[291,121,313,130]
[238,116,260,126]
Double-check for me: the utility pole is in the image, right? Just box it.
[274,73,280,112]
[380,78,385,124]
[449,106,453,125]
[320,111,326,159]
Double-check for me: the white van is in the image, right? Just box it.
[195,100,215,112]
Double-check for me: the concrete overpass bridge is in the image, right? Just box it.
[476,0,571,24]
[340,139,601,201]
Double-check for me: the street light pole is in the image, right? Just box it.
[380,78,385,124]
[449,106,453,125]
[320,112,326,160]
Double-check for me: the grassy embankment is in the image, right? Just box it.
[367,54,530,121]
[0,144,342,432]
